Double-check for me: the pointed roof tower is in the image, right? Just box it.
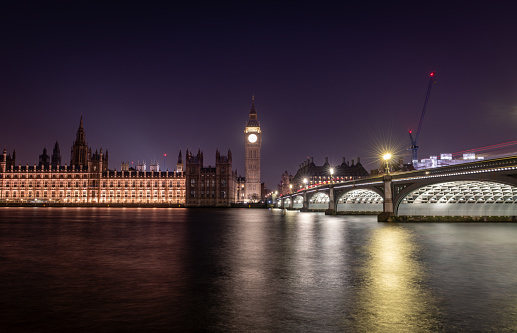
[70,114,89,168]
[246,94,260,127]
[53,141,60,155]
[76,114,86,144]
[250,94,256,114]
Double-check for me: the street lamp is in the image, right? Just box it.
[383,153,392,174]
[303,178,308,190]
[329,167,334,184]
[289,184,293,194]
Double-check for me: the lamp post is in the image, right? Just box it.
[329,167,334,184]
[383,153,392,174]
[303,178,308,190]
[289,184,293,194]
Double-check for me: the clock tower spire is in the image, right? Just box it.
[244,95,262,202]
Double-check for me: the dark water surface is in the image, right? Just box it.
[0,207,516,332]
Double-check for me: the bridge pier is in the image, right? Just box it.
[325,185,336,215]
[378,175,395,222]
[288,197,294,210]
[301,190,308,212]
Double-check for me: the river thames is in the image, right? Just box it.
[0,207,516,332]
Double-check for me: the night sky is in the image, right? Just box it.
[1,2,516,189]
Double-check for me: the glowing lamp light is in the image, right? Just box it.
[383,153,392,174]
[330,167,334,176]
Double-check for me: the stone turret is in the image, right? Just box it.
[51,141,61,168]
[177,149,183,172]
[39,148,50,168]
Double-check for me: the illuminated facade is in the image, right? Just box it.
[244,95,262,201]
[414,153,484,170]
[0,161,185,204]
[0,116,185,205]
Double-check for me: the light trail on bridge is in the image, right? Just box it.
[452,140,517,157]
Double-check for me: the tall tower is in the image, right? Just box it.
[244,95,262,201]
[51,141,61,168]
[70,115,89,169]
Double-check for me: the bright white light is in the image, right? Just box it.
[383,153,392,161]
[330,168,334,175]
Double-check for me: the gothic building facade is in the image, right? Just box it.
[0,115,261,206]
[185,149,237,207]
[0,116,185,205]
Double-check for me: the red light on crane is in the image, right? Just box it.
[430,72,435,76]
[409,130,412,134]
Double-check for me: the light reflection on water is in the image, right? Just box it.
[349,226,441,332]
[0,208,516,332]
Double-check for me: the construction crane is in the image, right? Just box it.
[409,71,436,165]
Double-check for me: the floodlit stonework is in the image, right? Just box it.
[244,95,262,202]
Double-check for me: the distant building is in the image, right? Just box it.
[136,161,146,172]
[414,153,484,170]
[279,170,293,196]
[185,149,237,207]
[149,160,159,172]
[291,156,369,190]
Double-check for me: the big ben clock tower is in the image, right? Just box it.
[244,95,262,201]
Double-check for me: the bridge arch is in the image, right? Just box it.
[293,195,304,209]
[336,189,384,213]
[396,180,517,216]
[308,191,329,210]
[275,199,282,208]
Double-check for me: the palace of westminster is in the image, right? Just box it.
[0,97,369,206]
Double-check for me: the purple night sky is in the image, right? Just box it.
[1,2,516,189]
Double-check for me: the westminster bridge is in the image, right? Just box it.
[274,155,517,221]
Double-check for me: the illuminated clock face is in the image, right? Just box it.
[248,134,258,143]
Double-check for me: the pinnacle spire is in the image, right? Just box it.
[75,114,86,144]
[249,94,257,115]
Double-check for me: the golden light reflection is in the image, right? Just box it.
[350,226,440,333]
